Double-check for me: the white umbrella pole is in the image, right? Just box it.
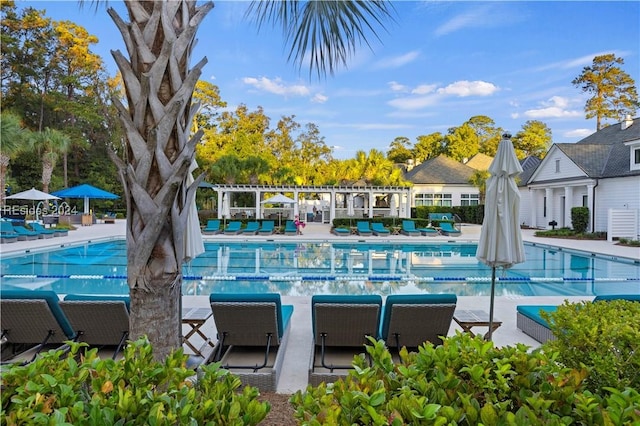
[488,266,496,341]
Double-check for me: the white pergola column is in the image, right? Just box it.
[564,186,573,228]
[587,184,595,232]
[529,188,537,228]
[545,188,554,229]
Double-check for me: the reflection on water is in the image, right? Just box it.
[2,240,639,297]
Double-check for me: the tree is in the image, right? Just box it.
[0,111,29,205]
[102,0,393,360]
[29,127,71,193]
[387,136,412,164]
[572,53,638,130]
[413,132,445,163]
[512,120,552,159]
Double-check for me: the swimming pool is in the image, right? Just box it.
[1,240,639,297]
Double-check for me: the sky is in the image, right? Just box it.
[19,1,640,159]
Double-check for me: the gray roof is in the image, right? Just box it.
[518,156,541,187]
[556,117,640,178]
[404,155,475,184]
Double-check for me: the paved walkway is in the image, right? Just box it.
[1,220,638,393]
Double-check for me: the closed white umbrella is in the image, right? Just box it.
[476,133,526,340]
[389,194,397,217]
[184,160,204,263]
[221,193,230,219]
[347,194,355,217]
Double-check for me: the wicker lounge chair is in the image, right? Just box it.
[439,222,461,236]
[31,222,67,237]
[59,294,131,360]
[371,222,390,236]
[284,220,298,235]
[203,219,221,235]
[242,221,260,235]
[418,226,439,236]
[308,295,382,386]
[28,222,57,238]
[380,294,457,352]
[1,290,76,365]
[223,221,242,235]
[209,293,294,391]
[332,227,350,236]
[356,221,372,236]
[516,295,640,343]
[11,225,40,240]
[258,220,275,235]
[400,220,421,236]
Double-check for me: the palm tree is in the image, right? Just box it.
[0,111,28,205]
[102,0,393,359]
[29,127,71,193]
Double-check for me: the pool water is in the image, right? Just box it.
[1,240,639,297]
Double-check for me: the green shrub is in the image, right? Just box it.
[542,299,640,393]
[1,337,269,425]
[292,333,640,425]
[571,206,590,233]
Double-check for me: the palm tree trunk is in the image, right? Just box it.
[108,0,213,360]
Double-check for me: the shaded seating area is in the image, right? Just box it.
[309,295,382,386]
[356,221,372,236]
[258,220,275,235]
[371,222,390,236]
[440,222,461,236]
[202,219,221,235]
[208,293,293,392]
[400,220,421,236]
[59,294,130,360]
[223,221,242,235]
[380,294,457,353]
[516,295,640,343]
[242,221,260,235]
[1,290,76,365]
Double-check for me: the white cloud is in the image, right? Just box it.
[388,95,440,110]
[524,96,582,118]
[388,81,408,92]
[564,128,593,138]
[242,77,310,97]
[412,84,438,95]
[311,93,328,104]
[374,51,420,69]
[437,80,499,97]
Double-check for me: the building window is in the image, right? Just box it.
[543,197,547,217]
[555,159,560,173]
[415,193,452,207]
[461,193,479,206]
[635,148,640,164]
[582,195,588,207]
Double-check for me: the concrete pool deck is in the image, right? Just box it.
[1,219,638,393]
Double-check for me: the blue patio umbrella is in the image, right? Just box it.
[52,183,119,214]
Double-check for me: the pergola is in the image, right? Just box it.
[205,184,412,223]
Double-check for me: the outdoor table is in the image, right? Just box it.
[182,307,214,356]
[453,309,502,339]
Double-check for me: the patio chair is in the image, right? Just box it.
[284,220,298,235]
[59,294,131,360]
[202,219,221,235]
[1,290,77,365]
[309,295,382,386]
[0,221,19,243]
[371,222,390,236]
[209,293,294,391]
[258,220,275,235]
[223,221,242,235]
[380,294,457,352]
[400,220,421,236]
[439,222,461,236]
[332,227,350,236]
[516,295,640,343]
[28,222,57,238]
[356,221,373,236]
[418,225,439,236]
[31,222,67,237]
[242,221,260,235]
[11,225,40,241]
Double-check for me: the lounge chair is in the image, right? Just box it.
[258,220,275,235]
[332,227,350,236]
[28,222,57,238]
[284,220,298,235]
[0,221,19,243]
[439,222,461,236]
[371,222,390,236]
[31,222,67,237]
[209,293,294,391]
[309,295,382,386]
[11,225,40,241]
[223,221,242,235]
[417,225,439,236]
[380,294,457,352]
[516,295,640,343]
[59,294,130,360]
[356,221,372,236]
[103,212,117,224]
[203,219,221,235]
[1,290,76,365]
[242,221,260,235]
[400,220,421,236]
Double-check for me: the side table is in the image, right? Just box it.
[182,307,215,357]
[453,309,502,339]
